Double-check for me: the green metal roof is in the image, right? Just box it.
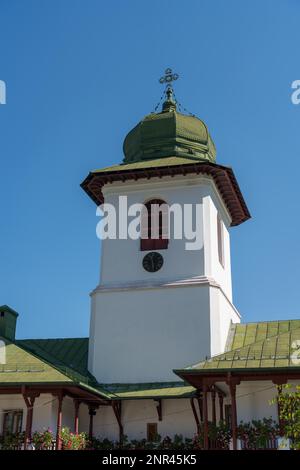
[91,155,210,174]
[0,338,73,384]
[101,382,195,400]
[4,319,299,396]
[0,336,194,400]
[181,320,300,372]
[17,338,90,376]
[226,320,300,351]
[81,157,250,228]
[0,336,113,400]
[123,108,216,164]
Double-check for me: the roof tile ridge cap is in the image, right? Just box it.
[200,118,210,144]
[173,108,178,137]
[17,337,88,342]
[224,321,236,352]
[240,318,300,326]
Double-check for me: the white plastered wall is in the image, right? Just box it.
[78,397,215,441]
[89,284,211,383]
[88,174,240,382]
[0,394,54,433]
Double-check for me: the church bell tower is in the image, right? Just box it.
[81,69,250,383]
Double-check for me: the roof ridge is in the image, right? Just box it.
[0,339,112,402]
[238,319,300,325]
[103,381,185,387]
[16,339,92,382]
[0,337,72,382]
[17,337,88,342]
[224,321,236,352]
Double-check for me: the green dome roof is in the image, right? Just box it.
[123,95,216,164]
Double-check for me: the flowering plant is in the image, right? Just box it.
[237,418,279,449]
[192,422,231,450]
[61,427,86,450]
[0,432,25,450]
[273,384,300,450]
[32,428,54,449]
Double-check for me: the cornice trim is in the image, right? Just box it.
[90,276,241,319]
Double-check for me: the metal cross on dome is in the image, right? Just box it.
[159,68,179,88]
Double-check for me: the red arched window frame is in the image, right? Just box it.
[140,199,169,251]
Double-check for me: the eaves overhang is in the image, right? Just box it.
[81,160,250,227]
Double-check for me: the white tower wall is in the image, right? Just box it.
[88,174,240,383]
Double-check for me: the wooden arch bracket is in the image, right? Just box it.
[112,401,123,442]
[155,399,162,421]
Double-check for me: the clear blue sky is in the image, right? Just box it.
[1,0,300,339]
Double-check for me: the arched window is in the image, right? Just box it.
[141,199,169,251]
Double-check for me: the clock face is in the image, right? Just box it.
[142,252,164,273]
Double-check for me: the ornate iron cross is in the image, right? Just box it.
[159,68,179,88]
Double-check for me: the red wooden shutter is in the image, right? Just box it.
[141,199,169,251]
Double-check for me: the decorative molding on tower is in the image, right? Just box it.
[90,276,241,319]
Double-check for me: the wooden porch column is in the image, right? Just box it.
[211,388,216,425]
[22,387,40,450]
[88,406,97,441]
[202,384,209,450]
[197,396,203,422]
[229,381,238,450]
[54,391,64,450]
[218,392,224,422]
[190,398,201,434]
[112,401,123,443]
[74,400,81,435]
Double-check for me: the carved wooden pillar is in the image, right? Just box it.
[112,401,123,443]
[54,391,64,450]
[202,384,209,450]
[22,387,40,450]
[190,398,201,434]
[229,381,238,450]
[74,400,81,435]
[211,388,216,425]
[88,406,97,441]
[197,395,203,422]
[218,392,224,422]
